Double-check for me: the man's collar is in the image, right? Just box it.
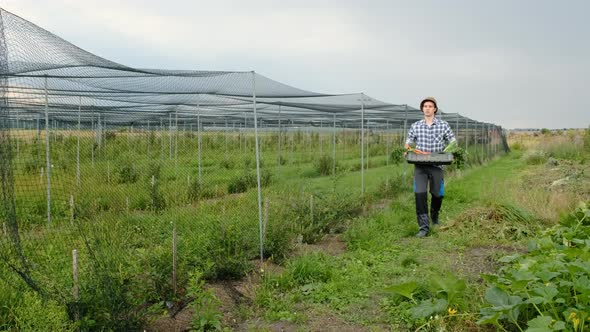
[420,117,439,125]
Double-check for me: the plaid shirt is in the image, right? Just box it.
[405,117,456,153]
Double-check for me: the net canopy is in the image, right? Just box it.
[0,8,493,130]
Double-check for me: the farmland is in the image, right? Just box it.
[1,126,588,331]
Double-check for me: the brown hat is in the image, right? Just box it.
[420,97,438,113]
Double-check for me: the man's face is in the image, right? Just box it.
[422,101,436,117]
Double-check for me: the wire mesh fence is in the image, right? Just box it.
[0,7,509,330]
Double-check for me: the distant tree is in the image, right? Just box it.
[540,128,550,135]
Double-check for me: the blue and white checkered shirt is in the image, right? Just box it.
[405,117,456,153]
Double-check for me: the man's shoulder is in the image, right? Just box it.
[411,119,426,127]
[435,118,451,127]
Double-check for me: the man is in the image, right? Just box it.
[404,97,456,237]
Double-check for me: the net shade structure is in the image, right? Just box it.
[0,7,507,328]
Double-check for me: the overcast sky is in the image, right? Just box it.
[2,0,589,129]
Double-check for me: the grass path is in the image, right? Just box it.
[241,153,544,331]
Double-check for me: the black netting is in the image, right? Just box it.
[0,7,507,330]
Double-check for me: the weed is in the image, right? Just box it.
[315,155,336,176]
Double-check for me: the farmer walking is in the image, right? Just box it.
[404,97,456,237]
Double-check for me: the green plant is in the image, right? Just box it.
[149,178,166,212]
[118,159,139,184]
[188,271,223,331]
[524,150,547,165]
[188,180,217,201]
[376,174,408,199]
[478,202,590,331]
[315,155,336,176]
[390,147,405,164]
[386,273,467,320]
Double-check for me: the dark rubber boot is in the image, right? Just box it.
[415,192,429,236]
[416,213,430,237]
[431,195,443,225]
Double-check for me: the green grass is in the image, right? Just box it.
[1,129,509,330]
[251,146,589,331]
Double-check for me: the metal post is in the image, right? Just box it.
[360,96,365,194]
[225,118,229,161]
[455,113,459,146]
[277,105,282,177]
[44,76,51,226]
[386,120,389,165]
[402,104,409,178]
[175,109,178,167]
[465,118,469,152]
[169,113,173,160]
[76,96,81,187]
[252,72,265,262]
[197,106,202,185]
[332,114,336,176]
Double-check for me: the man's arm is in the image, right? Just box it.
[444,122,456,144]
[405,124,416,149]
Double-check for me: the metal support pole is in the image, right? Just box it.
[252,72,264,262]
[197,106,202,185]
[386,120,389,165]
[332,114,336,176]
[360,96,365,194]
[169,113,172,160]
[44,76,51,226]
[277,105,282,177]
[76,96,81,187]
[455,113,459,145]
[465,118,469,152]
[403,104,409,178]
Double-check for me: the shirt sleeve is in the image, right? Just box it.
[444,122,456,143]
[405,123,416,145]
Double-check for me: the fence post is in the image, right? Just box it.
[172,224,177,297]
[72,249,79,322]
[69,195,74,226]
[44,76,51,227]
[252,71,265,263]
[360,95,365,194]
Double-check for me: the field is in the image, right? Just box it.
[1,126,588,331]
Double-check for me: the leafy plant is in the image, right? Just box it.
[478,202,590,331]
[390,147,406,164]
[188,271,223,331]
[315,155,336,176]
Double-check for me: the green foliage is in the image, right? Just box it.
[478,202,590,331]
[389,147,405,164]
[540,128,550,135]
[188,272,223,332]
[524,150,548,165]
[227,170,272,194]
[188,180,217,202]
[376,174,408,199]
[584,126,590,152]
[386,273,467,320]
[5,292,75,331]
[287,191,365,244]
[314,155,336,176]
[149,178,166,212]
[117,158,140,183]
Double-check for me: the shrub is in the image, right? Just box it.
[227,170,272,194]
[390,147,405,164]
[286,192,365,244]
[187,180,217,201]
[117,160,139,184]
[148,178,166,212]
[376,174,409,199]
[524,150,547,165]
[314,155,336,176]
